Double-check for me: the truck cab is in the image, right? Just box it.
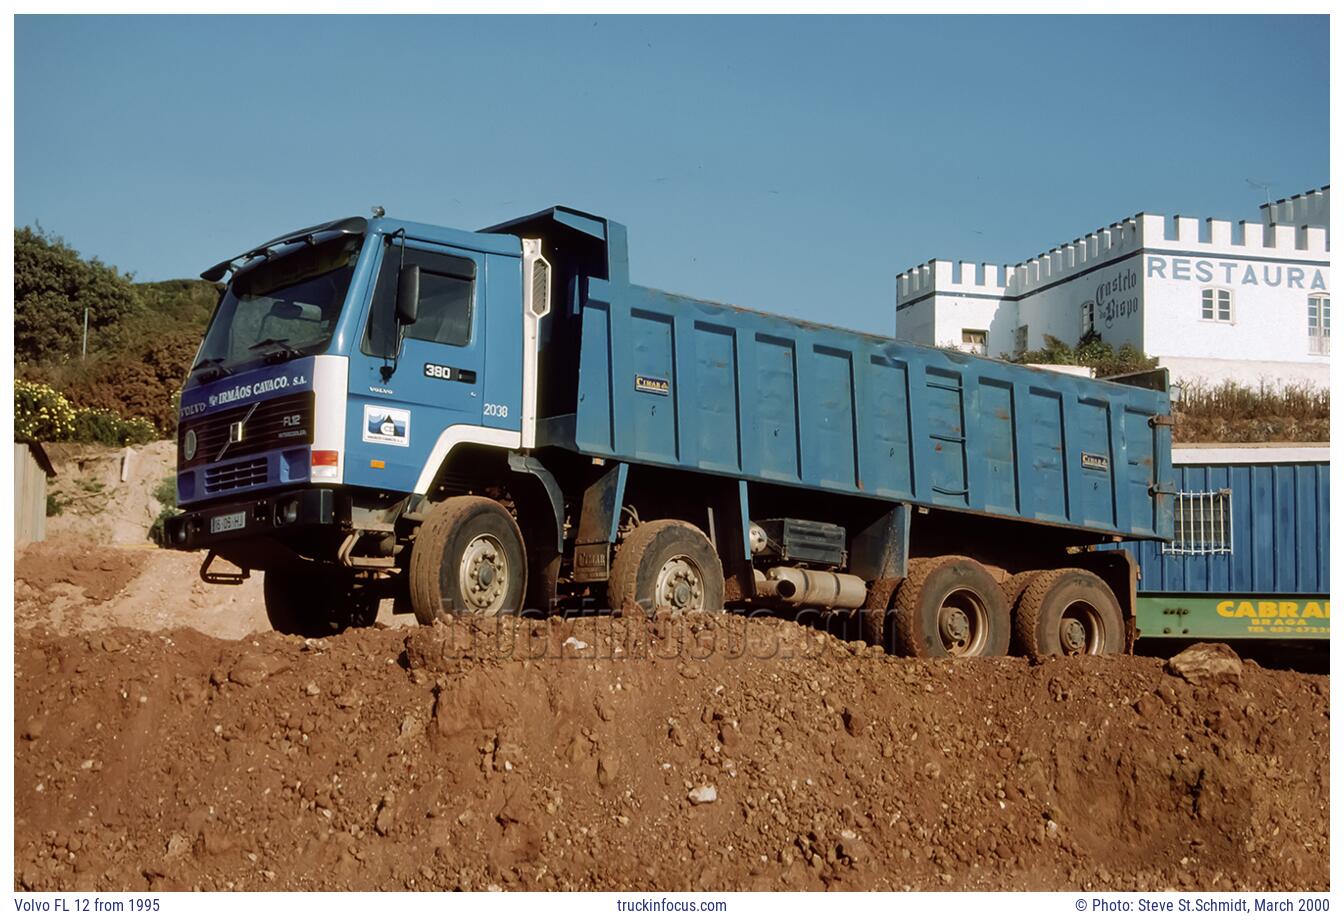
[164,212,554,631]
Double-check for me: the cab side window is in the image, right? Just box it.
[411,270,473,347]
[363,243,477,356]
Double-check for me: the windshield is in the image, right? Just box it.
[193,234,362,378]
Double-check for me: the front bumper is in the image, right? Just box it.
[164,488,339,551]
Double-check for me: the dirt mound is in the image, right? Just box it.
[13,615,1328,892]
[43,441,176,545]
[15,541,267,639]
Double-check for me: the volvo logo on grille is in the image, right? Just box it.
[215,403,259,463]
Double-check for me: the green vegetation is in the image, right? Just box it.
[15,225,142,364]
[1009,332,1159,378]
[14,381,158,447]
[15,225,219,436]
[149,475,181,546]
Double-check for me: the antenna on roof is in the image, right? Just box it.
[1245,178,1274,208]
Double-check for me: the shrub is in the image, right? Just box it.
[1010,333,1158,377]
[1175,381,1329,443]
[16,380,158,446]
[15,225,143,364]
[148,475,181,546]
[69,407,158,447]
[15,381,76,442]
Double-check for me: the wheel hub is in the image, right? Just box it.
[1060,618,1087,653]
[935,588,988,656]
[1058,600,1103,655]
[459,534,509,615]
[939,607,970,645]
[655,555,704,614]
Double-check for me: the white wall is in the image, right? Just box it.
[1140,251,1329,365]
[931,295,1013,354]
[1160,355,1330,389]
[1016,254,1145,351]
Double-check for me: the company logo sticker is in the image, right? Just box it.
[635,374,670,396]
[363,405,411,447]
[1081,451,1110,472]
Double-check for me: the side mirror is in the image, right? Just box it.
[1168,382,1184,405]
[396,265,420,326]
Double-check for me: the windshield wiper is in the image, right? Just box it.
[191,356,232,382]
[248,338,304,361]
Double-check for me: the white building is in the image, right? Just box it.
[895,186,1330,388]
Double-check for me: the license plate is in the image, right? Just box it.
[209,511,247,534]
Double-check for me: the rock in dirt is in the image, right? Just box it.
[1166,643,1244,687]
[229,652,288,688]
[688,785,718,805]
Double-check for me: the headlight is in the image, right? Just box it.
[183,429,197,461]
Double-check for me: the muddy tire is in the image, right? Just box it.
[860,577,903,653]
[263,565,378,637]
[607,520,724,616]
[409,496,527,623]
[1000,569,1046,613]
[892,556,1011,658]
[1014,568,1124,657]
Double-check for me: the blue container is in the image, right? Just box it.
[531,214,1174,543]
[1124,456,1329,595]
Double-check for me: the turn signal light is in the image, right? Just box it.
[311,449,340,481]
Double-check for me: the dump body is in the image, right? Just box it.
[543,277,1174,542]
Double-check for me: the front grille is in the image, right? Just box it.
[204,457,269,493]
[180,392,315,469]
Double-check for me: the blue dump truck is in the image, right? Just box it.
[164,207,1174,657]
[1121,445,1329,666]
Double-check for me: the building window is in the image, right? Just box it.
[1308,293,1330,355]
[1164,489,1233,555]
[961,329,987,356]
[1014,325,1028,357]
[1080,301,1095,335]
[1200,288,1233,323]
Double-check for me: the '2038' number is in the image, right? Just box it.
[483,403,509,418]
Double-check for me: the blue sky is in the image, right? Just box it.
[15,14,1329,335]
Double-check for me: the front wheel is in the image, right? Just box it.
[409,496,528,623]
[263,565,378,637]
[607,520,725,616]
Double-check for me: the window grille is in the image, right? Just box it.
[1164,489,1233,555]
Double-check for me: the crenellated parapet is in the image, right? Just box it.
[897,199,1329,308]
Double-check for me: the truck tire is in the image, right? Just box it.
[263,565,378,637]
[891,556,1011,658]
[607,520,725,616]
[409,496,528,623]
[1014,568,1124,657]
[1000,569,1046,613]
[860,577,903,653]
